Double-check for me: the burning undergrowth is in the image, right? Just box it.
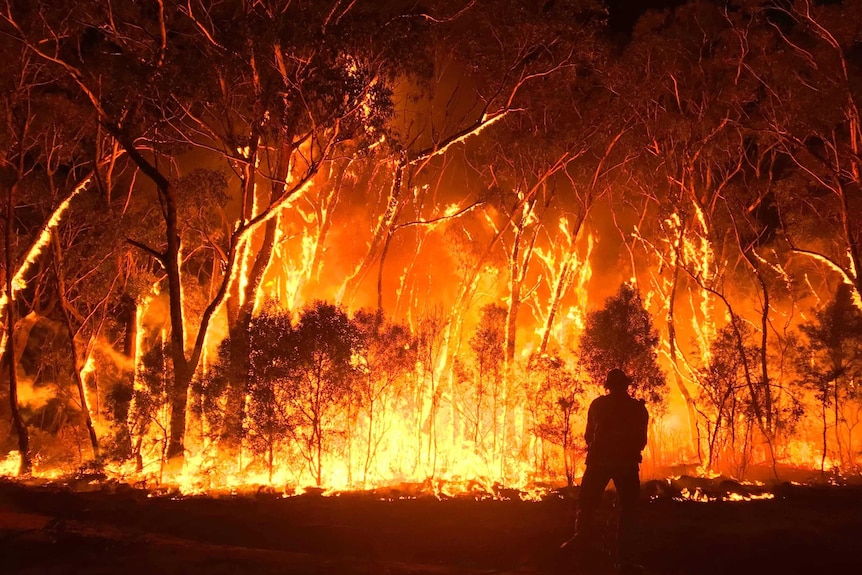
[6,456,854,506]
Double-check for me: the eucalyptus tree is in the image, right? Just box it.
[578,283,666,406]
[0,21,122,473]
[351,309,416,486]
[742,1,862,310]
[795,284,862,471]
[0,0,442,464]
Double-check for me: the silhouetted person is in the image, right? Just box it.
[574,368,648,570]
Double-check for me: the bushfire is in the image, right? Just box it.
[2,1,862,499]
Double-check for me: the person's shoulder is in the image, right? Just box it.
[589,395,610,409]
[624,393,646,407]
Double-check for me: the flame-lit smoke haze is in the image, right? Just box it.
[40,148,855,494]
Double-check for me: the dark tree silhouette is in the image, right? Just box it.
[244,304,295,482]
[796,284,862,471]
[352,310,417,486]
[698,321,763,476]
[527,353,584,485]
[468,304,506,449]
[579,284,667,405]
[281,301,360,487]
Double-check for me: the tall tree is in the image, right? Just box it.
[796,283,862,471]
[527,353,584,486]
[1,0,434,464]
[282,301,359,486]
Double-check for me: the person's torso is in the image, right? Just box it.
[586,394,646,466]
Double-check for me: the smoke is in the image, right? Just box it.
[15,375,56,410]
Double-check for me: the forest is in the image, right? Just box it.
[1,0,861,495]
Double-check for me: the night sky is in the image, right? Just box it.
[606,0,692,33]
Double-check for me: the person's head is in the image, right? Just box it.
[605,368,632,393]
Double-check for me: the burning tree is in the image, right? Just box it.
[698,321,768,477]
[241,304,295,482]
[465,304,506,456]
[201,300,364,486]
[275,301,360,487]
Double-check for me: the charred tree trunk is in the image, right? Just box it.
[52,234,100,460]
[820,394,828,474]
[164,186,190,463]
[113,137,190,464]
[3,313,32,477]
[5,182,31,475]
[107,297,137,462]
[667,228,702,463]
[538,212,586,356]
[737,240,778,476]
[222,216,277,445]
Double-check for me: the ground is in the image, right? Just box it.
[1,478,860,574]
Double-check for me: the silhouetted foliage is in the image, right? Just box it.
[698,321,764,476]
[795,284,862,471]
[579,284,667,405]
[527,353,585,485]
[351,310,417,485]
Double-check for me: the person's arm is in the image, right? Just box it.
[637,400,649,451]
[584,400,597,448]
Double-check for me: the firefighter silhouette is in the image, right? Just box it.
[574,368,649,569]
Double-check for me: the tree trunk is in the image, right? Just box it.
[821,395,828,474]
[114,139,190,464]
[363,393,377,486]
[222,133,288,448]
[538,212,586,356]
[667,243,702,463]
[345,158,405,305]
[52,234,100,460]
[166,361,192,462]
[5,182,32,475]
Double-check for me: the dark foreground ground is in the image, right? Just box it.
[1,478,861,575]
